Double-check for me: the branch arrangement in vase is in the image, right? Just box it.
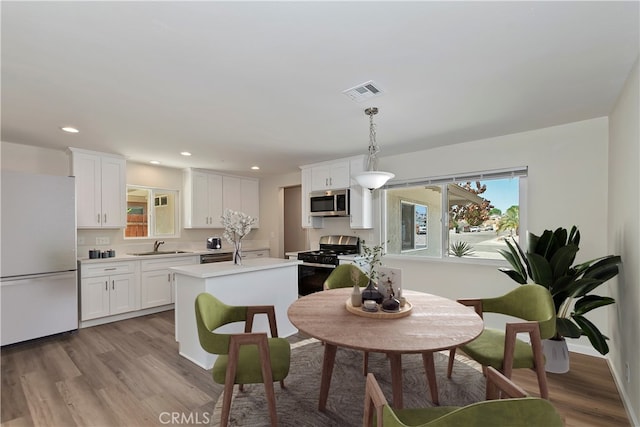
[220,209,257,265]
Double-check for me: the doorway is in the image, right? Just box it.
[283,185,307,254]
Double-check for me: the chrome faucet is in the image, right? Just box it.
[153,240,165,252]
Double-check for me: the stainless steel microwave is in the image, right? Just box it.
[309,189,350,217]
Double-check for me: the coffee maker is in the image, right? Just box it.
[207,237,222,249]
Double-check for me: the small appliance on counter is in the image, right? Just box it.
[207,237,222,249]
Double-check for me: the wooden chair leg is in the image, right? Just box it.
[220,382,234,427]
[363,351,369,376]
[535,367,549,399]
[447,348,456,378]
[255,336,278,427]
[263,381,277,427]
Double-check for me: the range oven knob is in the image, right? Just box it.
[322,256,335,264]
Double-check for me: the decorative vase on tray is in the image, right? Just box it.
[220,209,257,266]
[361,280,384,304]
[381,287,400,312]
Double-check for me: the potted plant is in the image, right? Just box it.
[498,226,621,371]
[356,241,385,304]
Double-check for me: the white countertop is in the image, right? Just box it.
[170,257,300,279]
[78,246,269,263]
[285,251,304,257]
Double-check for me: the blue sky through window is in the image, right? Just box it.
[478,178,519,213]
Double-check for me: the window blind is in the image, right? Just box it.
[383,166,528,189]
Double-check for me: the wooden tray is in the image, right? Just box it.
[345,298,413,319]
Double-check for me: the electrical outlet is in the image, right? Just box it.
[626,362,631,383]
[96,237,110,245]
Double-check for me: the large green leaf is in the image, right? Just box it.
[527,231,540,254]
[572,314,610,355]
[498,240,527,281]
[553,227,568,248]
[527,253,553,286]
[556,317,582,338]
[550,275,577,297]
[574,296,615,315]
[569,277,604,298]
[582,256,621,281]
[549,245,579,281]
[498,268,528,284]
[568,225,580,246]
[513,238,532,279]
[535,229,556,259]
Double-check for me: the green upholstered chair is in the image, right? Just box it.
[194,292,291,427]
[447,284,556,399]
[323,263,369,291]
[323,264,370,375]
[364,367,564,427]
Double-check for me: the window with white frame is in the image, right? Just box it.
[383,168,527,260]
[125,186,180,239]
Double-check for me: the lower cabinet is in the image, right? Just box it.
[80,256,199,324]
[140,256,199,309]
[80,261,139,321]
[242,249,270,259]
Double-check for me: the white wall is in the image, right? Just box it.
[251,171,301,258]
[608,56,639,425]
[1,141,69,175]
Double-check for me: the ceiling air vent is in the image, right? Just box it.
[342,80,383,103]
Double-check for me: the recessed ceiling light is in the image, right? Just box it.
[251,166,260,170]
[149,160,161,165]
[61,126,79,133]
[180,151,192,156]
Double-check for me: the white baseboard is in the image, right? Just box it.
[80,304,174,328]
[566,341,638,426]
[607,358,640,427]
[566,340,605,357]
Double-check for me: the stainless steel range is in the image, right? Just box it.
[297,235,360,296]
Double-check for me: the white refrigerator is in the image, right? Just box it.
[1,170,78,346]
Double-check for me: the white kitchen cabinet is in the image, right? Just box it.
[80,261,139,321]
[300,167,323,228]
[310,160,350,191]
[242,249,269,259]
[222,176,260,227]
[222,175,241,213]
[349,156,373,229]
[68,148,126,228]
[300,155,372,229]
[183,169,223,228]
[140,256,198,309]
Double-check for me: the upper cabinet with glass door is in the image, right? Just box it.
[125,186,180,239]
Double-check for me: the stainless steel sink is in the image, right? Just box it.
[129,250,192,256]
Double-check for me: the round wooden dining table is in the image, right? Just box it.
[287,288,484,410]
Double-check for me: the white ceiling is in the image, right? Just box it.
[2,1,638,177]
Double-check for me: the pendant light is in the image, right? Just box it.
[352,107,395,191]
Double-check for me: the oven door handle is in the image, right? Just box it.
[299,262,337,269]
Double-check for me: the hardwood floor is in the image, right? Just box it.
[511,352,631,427]
[1,310,631,426]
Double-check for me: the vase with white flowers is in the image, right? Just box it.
[220,209,257,265]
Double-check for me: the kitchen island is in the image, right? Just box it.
[172,257,299,369]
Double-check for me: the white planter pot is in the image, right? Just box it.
[542,338,570,373]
